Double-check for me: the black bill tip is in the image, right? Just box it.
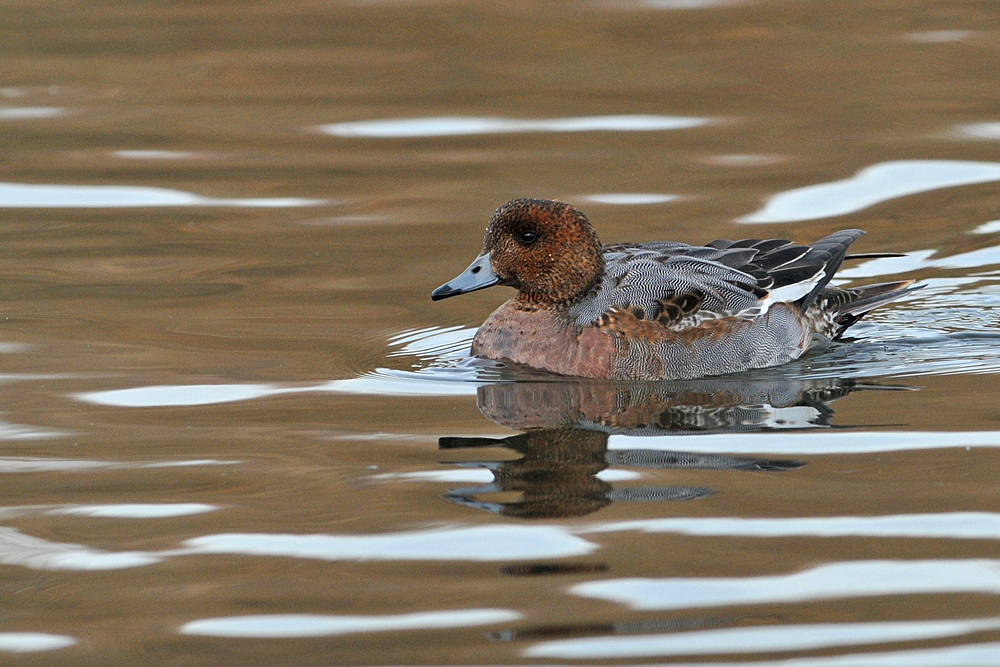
[431,283,461,301]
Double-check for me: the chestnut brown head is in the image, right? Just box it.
[432,199,605,307]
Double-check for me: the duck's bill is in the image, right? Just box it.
[431,252,499,301]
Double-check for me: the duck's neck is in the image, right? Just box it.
[510,267,605,312]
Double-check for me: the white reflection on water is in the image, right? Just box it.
[178,525,596,561]
[0,633,76,653]
[644,0,736,8]
[75,383,305,407]
[377,468,639,483]
[972,220,1000,234]
[956,122,1000,139]
[583,194,678,205]
[463,644,1000,667]
[904,30,973,43]
[837,244,1000,278]
[608,430,1000,455]
[0,457,239,473]
[387,326,475,360]
[113,150,195,159]
[5,517,1000,574]
[180,609,520,638]
[582,512,1000,539]
[0,419,64,440]
[739,161,1000,223]
[704,153,785,167]
[571,559,1000,610]
[0,524,592,572]
[0,107,64,119]
[376,470,497,483]
[74,372,481,406]
[0,503,217,519]
[0,527,162,570]
[658,642,1000,667]
[595,469,642,481]
[525,617,1000,659]
[49,503,217,518]
[0,183,324,208]
[319,115,708,138]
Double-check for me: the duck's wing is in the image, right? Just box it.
[569,231,866,330]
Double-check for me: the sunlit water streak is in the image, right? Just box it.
[904,30,974,43]
[5,513,998,574]
[524,617,1000,659]
[174,525,597,561]
[0,457,239,473]
[739,160,1000,223]
[606,431,1000,455]
[570,559,1000,610]
[113,150,195,159]
[644,642,1000,667]
[956,122,1000,139]
[318,115,709,138]
[837,245,1000,276]
[0,504,217,519]
[0,524,595,572]
[644,0,737,8]
[972,219,1000,234]
[0,633,76,653]
[582,512,1000,539]
[0,183,324,208]
[0,419,65,440]
[0,527,164,570]
[583,193,679,205]
[375,468,641,482]
[0,107,65,119]
[179,609,521,638]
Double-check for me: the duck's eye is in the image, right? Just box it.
[519,231,538,245]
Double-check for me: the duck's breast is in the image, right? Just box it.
[471,301,616,378]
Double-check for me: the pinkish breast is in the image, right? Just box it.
[471,300,616,378]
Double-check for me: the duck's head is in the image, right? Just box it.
[432,198,605,307]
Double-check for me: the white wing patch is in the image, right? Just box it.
[754,269,827,315]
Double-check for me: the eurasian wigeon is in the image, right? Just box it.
[432,198,918,380]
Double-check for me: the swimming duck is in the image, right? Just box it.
[432,198,917,380]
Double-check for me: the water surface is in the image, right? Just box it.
[3,0,1000,665]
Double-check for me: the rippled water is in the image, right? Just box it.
[4,1,1000,665]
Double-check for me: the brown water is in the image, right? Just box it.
[3,1,1000,664]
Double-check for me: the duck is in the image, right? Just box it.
[431,198,918,380]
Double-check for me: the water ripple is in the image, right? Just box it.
[0,182,324,208]
[656,642,1000,667]
[0,107,65,119]
[739,160,1000,223]
[180,609,520,638]
[571,559,1000,610]
[525,617,1000,659]
[0,633,76,653]
[583,512,1000,539]
[319,115,709,138]
[178,525,596,562]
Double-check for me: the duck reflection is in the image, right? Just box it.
[440,428,715,518]
[439,377,903,518]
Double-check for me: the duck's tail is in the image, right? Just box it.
[827,280,923,340]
